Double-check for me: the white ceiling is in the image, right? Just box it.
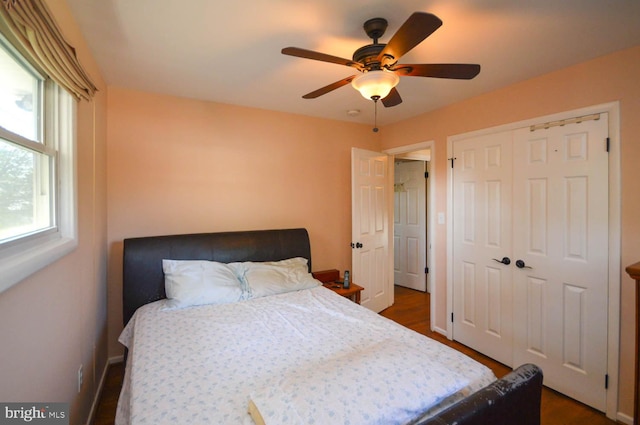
[65,0,640,126]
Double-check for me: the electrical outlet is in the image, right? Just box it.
[77,364,83,393]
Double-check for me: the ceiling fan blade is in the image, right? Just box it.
[302,75,357,99]
[381,87,402,107]
[377,12,442,66]
[282,47,363,70]
[394,63,481,79]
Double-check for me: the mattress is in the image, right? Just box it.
[115,286,495,425]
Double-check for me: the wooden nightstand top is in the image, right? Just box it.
[322,282,363,304]
[313,269,364,304]
[322,282,363,298]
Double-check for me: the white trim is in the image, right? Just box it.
[85,359,110,425]
[384,141,437,331]
[84,356,125,425]
[0,85,77,293]
[0,237,77,290]
[109,355,125,364]
[385,141,433,156]
[446,101,621,421]
[616,412,633,425]
[387,159,396,309]
[446,140,454,339]
[605,103,622,422]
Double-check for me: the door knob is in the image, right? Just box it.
[351,242,363,249]
[492,257,511,265]
[515,259,532,269]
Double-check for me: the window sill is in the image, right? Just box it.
[0,235,77,294]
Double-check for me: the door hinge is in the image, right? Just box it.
[448,157,456,168]
[451,312,454,323]
[425,171,429,179]
[606,137,610,153]
[605,374,609,389]
[425,267,429,274]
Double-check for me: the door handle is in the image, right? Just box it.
[350,242,363,249]
[515,259,532,269]
[492,257,511,265]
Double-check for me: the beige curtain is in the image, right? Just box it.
[0,0,97,100]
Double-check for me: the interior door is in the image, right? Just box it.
[511,116,609,411]
[394,160,427,291]
[452,131,514,366]
[351,147,392,312]
[452,114,610,412]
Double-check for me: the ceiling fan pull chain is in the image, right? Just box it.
[373,95,380,132]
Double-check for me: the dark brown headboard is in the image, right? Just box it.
[122,228,311,326]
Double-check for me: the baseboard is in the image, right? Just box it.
[616,411,633,425]
[432,325,448,337]
[84,356,124,425]
[109,355,124,364]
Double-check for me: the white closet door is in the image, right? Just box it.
[452,131,514,366]
[511,116,609,411]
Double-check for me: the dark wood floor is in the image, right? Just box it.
[92,286,619,424]
[93,360,123,425]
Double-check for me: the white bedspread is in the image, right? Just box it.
[116,286,495,425]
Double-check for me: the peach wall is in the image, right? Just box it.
[0,1,108,424]
[381,45,640,419]
[106,88,379,355]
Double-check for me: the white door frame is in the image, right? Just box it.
[446,102,621,421]
[384,141,437,331]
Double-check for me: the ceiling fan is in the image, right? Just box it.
[282,12,481,108]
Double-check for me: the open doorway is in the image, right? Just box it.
[394,158,429,292]
[385,141,435,300]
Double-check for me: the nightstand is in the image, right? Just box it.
[322,282,364,304]
[312,269,364,304]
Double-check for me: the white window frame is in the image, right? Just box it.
[0,34,77,293]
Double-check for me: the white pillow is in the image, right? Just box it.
[259,257,309,272]
[162,259,245,309]
[231,257,320,299]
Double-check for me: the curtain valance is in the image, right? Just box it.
[1,0,97,100]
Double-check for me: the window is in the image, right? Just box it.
[0,32,77,293]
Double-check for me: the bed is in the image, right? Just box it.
[116,228,542,425]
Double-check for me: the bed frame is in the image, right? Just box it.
[418,362,543,425]
[122,228,542,425]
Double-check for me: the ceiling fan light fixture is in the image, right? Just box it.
[351,70,399,101]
